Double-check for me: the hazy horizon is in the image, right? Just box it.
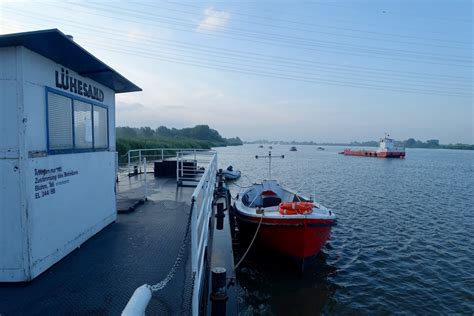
[2,0,472,144]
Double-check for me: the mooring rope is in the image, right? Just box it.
[229,182,254,189]
[234,212,264,271]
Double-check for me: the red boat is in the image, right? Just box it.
[341,134,405,158]
[234,180,336,271]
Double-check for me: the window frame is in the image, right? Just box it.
[46,87,109,155]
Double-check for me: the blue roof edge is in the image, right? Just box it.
[0,29,142,94]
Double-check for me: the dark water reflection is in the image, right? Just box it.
[216,145,474,315]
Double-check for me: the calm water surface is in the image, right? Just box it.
[215,144,474,315]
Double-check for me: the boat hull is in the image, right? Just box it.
[235,210,335,270]
[224,171,241,180]
[343,149,405,158]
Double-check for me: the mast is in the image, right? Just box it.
[255,151,284,179]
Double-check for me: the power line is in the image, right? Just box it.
[81,3,472,66]
[165,1,473,44]
[140,2,473,55]
[8,6,471,82]
[8,10,472,90]
[81,41,473,98]
[304,1,473,24]
[4,9,472,97]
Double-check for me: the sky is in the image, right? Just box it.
[1,0,473,144]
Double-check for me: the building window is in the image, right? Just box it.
[47,90,108,153]
[93,106,108,149]
[48,92,73,150]
[74,100,93,149]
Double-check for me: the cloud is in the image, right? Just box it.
[125,28,157,44]
[197,7,230,32]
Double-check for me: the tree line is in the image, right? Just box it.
[116,125,242,159]
[245,138,473,150]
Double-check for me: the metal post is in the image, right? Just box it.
[139,150,142,173]
[176,152,180,184]
[215,202,225,230]
[144,157,147,200]
[127,150,131,176]
[269,151,271,179]
[191,198,197,273]
[161,148,164,161]
[210,267,228,316]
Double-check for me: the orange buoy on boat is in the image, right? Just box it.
[279,202,314,215]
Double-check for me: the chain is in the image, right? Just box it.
[149,201,194,292]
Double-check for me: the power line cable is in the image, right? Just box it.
[7,15,471,93]
[165,1,473,44]
[81,2,472,65]
[83,41,472,98]
[7,12,472,96]
[9,6,470,82]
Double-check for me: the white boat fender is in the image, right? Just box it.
[122,284,152,316]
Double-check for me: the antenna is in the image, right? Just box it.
[255,151,284,180]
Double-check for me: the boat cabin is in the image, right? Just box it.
[241,180,309,208]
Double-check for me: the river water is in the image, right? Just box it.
[215,144,473,315]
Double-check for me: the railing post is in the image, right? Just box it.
[138,150,142,173]
[176,152,180,183]
[127,151,131,176]
[191,197,197,274]
[161,148,164,161]
[143,157,147,200]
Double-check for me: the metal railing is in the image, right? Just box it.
[190,152,218,314]
[124,148,210,175]
[122,151,218,316]
[177,150,216,187]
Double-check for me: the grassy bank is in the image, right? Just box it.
[116,125,243,162]
[116,137,226,162]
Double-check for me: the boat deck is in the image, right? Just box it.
[0,174,195,315]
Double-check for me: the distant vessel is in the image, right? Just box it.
[341,134,405,158]
[269,146,273,149]
[258,145,264,148]
[290,146,297,151]
[317,147,325,151]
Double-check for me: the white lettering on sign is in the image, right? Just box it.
[34,167,79,200]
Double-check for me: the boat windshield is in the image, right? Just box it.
[242,181,295,208]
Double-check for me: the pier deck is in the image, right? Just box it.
[0,175,195,315]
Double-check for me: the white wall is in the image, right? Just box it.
[0,47,20,155]
[0,46,118,281]
[26,152,116,278]
[0,47,26,281]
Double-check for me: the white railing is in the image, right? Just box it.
[121,151,218,316]
[124,148,210,175]
[177,150,216,186]
[190,152,218,314]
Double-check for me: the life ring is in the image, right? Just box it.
[279,202,314,215]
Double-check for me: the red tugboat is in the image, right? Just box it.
[233,152,336,271]
[341,134,406,158]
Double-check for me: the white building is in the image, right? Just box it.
[0,29,141,281]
